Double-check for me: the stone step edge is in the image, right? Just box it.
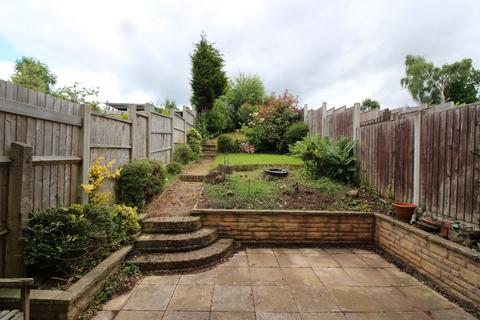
[134,228,218,253]
[131,238,234,272]
[142,216,202,234]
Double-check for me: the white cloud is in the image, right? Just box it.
[0,0,478,108]
[0,61,14,81]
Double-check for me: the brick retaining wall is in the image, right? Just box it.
[375,214,480,310]
[191,209,375,244]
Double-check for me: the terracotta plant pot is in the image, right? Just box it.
[393,202,416,222]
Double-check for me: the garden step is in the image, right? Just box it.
[180,174,206,182]
[131,238,234,271]
[142,216,202,234]
[135,228,218,252]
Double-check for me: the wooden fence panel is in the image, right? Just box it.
[359,117,414,202]
[184,108,195,133]
[173,113,186,144]
[150,112,173,163]
[420,104,480,224]
[133,113,148,159]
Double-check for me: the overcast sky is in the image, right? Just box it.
[0,0,479,109]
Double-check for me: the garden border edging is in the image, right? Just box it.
[0,245,132,320]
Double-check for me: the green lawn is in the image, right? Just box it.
[212,153,303,167]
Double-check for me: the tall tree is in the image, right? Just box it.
[53,82,101,111]
[190,34,228,113]
[401,55,480,105]
[360,98,380,111]
[10,56,57,93]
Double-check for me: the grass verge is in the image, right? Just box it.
[212,153,303,167]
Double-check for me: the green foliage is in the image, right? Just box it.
[53,82,102,112]
[11,56,57,93]
[244,90,301,153]
[173,144,193,164]
[217,134,236,153]
[227,73,265,126]
[401,55,480,105]
[116,160,166,208]
[24,203,139,280]
[166,161,182,175]
[187,128,203,160]
[207,96,231,135]
[190,33,228,113]
[290,135,357,184]
[194,113,209,140]
[152,98,177,116]
[286,122,309,146]
[237,102,260,126]
[360,98,380,112]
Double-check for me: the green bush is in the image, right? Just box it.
[116,159,166,208]
[187,128,203,160]
[207,96,231,135]
[217,135,235,153]
[166,161,182,175]
[194,113,209,140]
[290,135,357,184]
[173,144,193,164]
[286,122,309,146]
[237,102,259,126]
[244,90,301,153]
[24,203,139,280]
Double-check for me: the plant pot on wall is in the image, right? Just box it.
[393,201,416,222]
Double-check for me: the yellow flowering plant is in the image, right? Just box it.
[81,157,122,205]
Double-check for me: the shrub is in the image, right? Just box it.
[286,122,309,146]
[217,135,234,153]
[207,96,231,135]
[166,161,182,175]
[116,159,165,208]
[173,144,193,164]
[244,90,301,153]
[81,157,121,205]
[24,203,139,280]
[194,113,209,140]
[187,128,203,160]
[237,102,259,126]
[240,142,256,154]
[290,135,357,184]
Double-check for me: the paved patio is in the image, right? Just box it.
[94,247,475,320]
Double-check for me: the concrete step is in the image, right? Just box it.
[142,216,202,234]
[131,238,234,272]
[135,228,218,252]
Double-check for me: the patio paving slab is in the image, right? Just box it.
[210,311,255,320]
[212,285,254,312]
[105,247,475,320]
[114,310,165,320]
[253,286,298,313]
[122,284,175,311]
[168,285,213,311]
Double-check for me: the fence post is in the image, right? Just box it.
[5,142,33,276]
[79,105,91,204]
[128,104,137,160]
[170,115,174,162]
[321,102,328,137]
[145,105,152,159]
[413,110,422,205]
[352,103,360,141]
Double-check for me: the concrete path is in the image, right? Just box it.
[93,247,475,320]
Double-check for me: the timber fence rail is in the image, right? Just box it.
[0,80,196,277]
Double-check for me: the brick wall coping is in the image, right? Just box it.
[375,213,480,261]
[0,245,132,319]
[191,208,373,217]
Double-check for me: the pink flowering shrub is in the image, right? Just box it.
[240,142,256,154]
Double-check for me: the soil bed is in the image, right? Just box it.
[198,167,387,212]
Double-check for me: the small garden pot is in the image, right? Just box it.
[393,201,416,221]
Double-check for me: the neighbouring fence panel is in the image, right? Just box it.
[359,117,415,202]
[420,103,480,225]
[327,107,354,141]
[150,112,173,163]
[305,107,323,136]
[134,112,148,159]
[184,108,195,133]
[173,113,186,144]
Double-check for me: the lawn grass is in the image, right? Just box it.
[212,153,303,167]
[219,131,246,141]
